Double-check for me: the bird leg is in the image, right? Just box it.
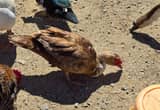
[65,72,85,86]
[65,72,71,82]
[35,10,48,17]
[6,30,14,35]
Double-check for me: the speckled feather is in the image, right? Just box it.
[0,64,17,110]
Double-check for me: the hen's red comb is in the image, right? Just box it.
[114,58,122,68]
[13,69,22,83]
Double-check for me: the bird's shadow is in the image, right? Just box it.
[131,32,160,50]
[20,70,122,104]
[0,34,16,67]
[21,11,71,32]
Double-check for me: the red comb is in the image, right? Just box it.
[13,69,22,83]
[114,58,122,68]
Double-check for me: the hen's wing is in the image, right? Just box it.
[37,27,96,59]
[36,27,97,73]
[9,27,97,73]
[9,27,96,59]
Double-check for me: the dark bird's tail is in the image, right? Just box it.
[130,4,160,32]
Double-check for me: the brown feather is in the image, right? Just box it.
[0,64,18,110]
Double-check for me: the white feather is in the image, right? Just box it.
[0,8,15,30]
[0,0,16,31]
[0,0,15,13]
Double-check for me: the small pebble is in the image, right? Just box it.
[40,104,49,110]
[155,49,160,53]
[121,87,128,91]
[112,90,121,94]
[74,103,79,108]
[16,59,26,65]
[81,103,90,108]
[110,83,115,87]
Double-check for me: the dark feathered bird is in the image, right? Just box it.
[36,0,79,24]
[0,64,22,110]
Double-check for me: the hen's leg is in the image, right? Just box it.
[65,72,71,82]
[35,11,49,18]
[65,72,85,86]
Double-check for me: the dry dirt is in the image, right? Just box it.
[0,0,160,110]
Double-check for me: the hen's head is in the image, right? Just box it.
[13,69,22,84]
[92,52,122,77]
[98,51,122,68]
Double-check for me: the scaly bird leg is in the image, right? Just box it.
[35,11,49,18]
[65,72,85,86]
[65,72,71,82]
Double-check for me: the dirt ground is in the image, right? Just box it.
[0,0,160,110]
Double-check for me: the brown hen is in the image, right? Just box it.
[0,64,22,110]
[9,27,122,83]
